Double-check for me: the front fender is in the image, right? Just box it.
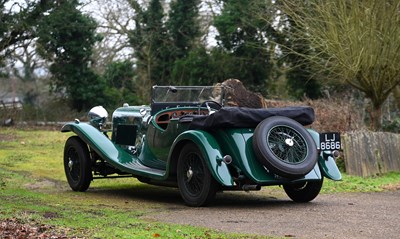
[61,121,114,156]
[62,121,165,179]
[170,130,235,186]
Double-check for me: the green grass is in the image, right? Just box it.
[323,171,400,193]
[0,168,269,239]
[1,128,400,238]
[0,128,273,238]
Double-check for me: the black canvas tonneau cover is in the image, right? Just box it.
[188,106,315,130]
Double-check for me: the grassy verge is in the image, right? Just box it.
[1,172,257,238]
[1,128,400,238]
[0,128,273,238]
[323,171,400,193]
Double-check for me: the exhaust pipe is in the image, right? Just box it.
[242,184,261,191]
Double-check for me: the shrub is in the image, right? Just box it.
[265,97,363,133]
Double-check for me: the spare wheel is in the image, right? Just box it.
[252,116,317,178]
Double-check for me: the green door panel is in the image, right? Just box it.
[61,122,166,179]
[147,118,190,161]
[171,130,235,186]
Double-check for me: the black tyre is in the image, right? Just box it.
[64,136,92,191]
[252,116,318,178]
[177,142,219,207]
[283,178,323,202]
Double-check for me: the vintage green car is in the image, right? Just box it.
[61,85,342,206]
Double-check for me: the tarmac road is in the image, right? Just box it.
[143,189,400,239]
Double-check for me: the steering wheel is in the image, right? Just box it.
[200,100,222,115]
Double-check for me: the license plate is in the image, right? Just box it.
[319,132,341,150]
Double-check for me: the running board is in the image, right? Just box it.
[119,157,166,177]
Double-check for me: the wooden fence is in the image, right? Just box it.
[342,131,400,177]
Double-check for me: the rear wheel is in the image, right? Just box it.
[283,178,323,202]
[64,136,92,191]
[177,143,218,207]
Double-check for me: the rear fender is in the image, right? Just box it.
[308,129,342,181]
[319,152,342,180]
[170,130,234,186]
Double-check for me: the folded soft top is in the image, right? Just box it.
[188,106,315,130]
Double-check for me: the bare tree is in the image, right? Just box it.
[280,0,400,130]
[10,39,51,106]
[82,0,137,73]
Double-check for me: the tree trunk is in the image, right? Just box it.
[393,85,400,112]
[369,103,383,131]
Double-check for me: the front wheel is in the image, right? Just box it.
[177,143,219,207]
[283,178,323,202]
[63,136,92,191]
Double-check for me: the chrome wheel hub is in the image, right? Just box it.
[186,167,193,182]
[285,138,294,147]
[68,158,74,171]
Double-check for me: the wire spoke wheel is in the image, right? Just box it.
[268,126,308,164]
[66,147,81,182]
[63,136,92,192]
[183,153,205,195]
[253,116,318,178]
[177,143,218,207]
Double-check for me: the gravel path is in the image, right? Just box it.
[143,189,400,239]
[2,179,399,239]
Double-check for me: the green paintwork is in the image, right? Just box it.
[62,122,166,179]
[213,128,322,184]
[147,118,190,161]
[319,153,342,180]
[61,120,234,186]
[112,105,167,170]
[170,130,234,186]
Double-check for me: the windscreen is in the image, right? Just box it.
[151,86,224,105]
